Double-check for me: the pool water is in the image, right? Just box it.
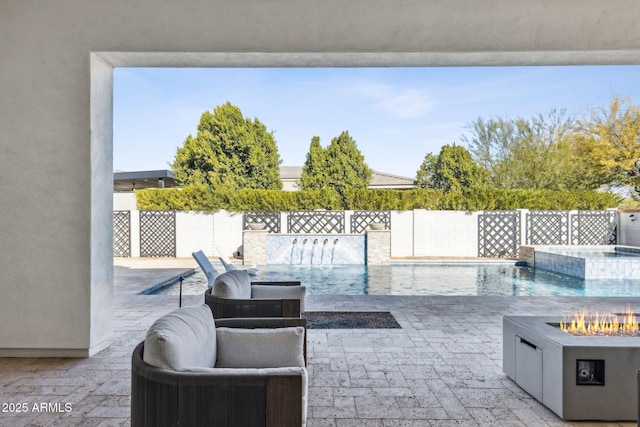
[149,264,640,297]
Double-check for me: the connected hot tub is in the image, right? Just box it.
[503,314,640,421]
[534,246,640,279]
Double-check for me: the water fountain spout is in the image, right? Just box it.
[300,239,308,264]
[289,238,299,264]
[319,238,329,264]
[311,239,319,264]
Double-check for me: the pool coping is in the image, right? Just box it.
[138,268,199,295]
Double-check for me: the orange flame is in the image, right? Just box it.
[560,306,638,336]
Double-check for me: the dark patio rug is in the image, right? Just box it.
[303,311,401,329]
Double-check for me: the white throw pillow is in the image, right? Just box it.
[215,327,305,368]
[143,304,216,370]
[213,270,252,299]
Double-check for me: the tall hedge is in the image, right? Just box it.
[135,186,622,212]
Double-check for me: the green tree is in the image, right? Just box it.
[172,102,282,191]
[299,136,328,190]
[324,131,372,193]
[571,96,640,196]
[415,144,488,192]
[463,110,591,190]
[415,152,438,189]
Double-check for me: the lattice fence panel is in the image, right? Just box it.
[571,210,618,245]
[113,210,131,257]
[478,211,521,258]
[140,211,176,257]
[526,211,569,245]
[350,211,391,233]
[243,211,281,233]
[288,211,345,234]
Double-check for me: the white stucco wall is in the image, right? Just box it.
[390,211,415,257]
[2,0,640,355]
[176,212,215,258]
[212,211,244,260]
[113,193,137,211]
[118,208,626,261]
[413,210,480,257]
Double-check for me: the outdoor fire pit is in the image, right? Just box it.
[503,309,640,421]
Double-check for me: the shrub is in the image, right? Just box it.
[135,187,622,212]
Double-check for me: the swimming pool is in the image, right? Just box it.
[148,263,640,297]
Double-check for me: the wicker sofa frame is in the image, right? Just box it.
[131,317,307,427]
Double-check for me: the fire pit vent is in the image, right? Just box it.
[576,359,604,386]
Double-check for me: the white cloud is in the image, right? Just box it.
[383,88,433,118]
[347,81,434,118]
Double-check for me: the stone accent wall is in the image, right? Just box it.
[366,230,391,265]
[243,230,268,265]
[518,245,536,266]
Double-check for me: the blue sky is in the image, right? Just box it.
[114,66,640,178]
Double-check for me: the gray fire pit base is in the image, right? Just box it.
[503,316,640,421]
[638,370,640,422]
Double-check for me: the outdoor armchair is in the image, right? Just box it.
[205,270,306,318]
[131,304,308,427]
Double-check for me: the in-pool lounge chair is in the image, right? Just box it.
[192,250,220,288]
[131,304,308,427]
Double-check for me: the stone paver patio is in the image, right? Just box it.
[0,258,637,426]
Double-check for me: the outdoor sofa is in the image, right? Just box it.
[131,304,308,427]
[205,269,306,318]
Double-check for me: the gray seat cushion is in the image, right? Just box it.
[213,270,252,299]
[143,304,217,370]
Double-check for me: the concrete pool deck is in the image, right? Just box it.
[0,257,637,426]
